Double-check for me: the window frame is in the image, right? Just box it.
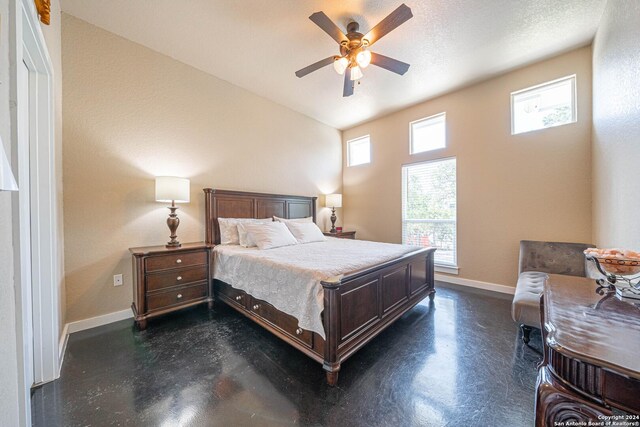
[510,74,577,135]
[346,135,371,167]
[409,112,447,155]
[401,156,458,270]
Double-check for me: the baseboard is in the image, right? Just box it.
[435,273,515,295]
[66,309,133,334]
[57,323,69,376]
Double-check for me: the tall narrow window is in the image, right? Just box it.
[410,112,446,154]
[402,158,457,267]
[511,75,576,135]
[347,135,371,167]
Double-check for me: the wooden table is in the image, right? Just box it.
[536,274,640,426]
[323,230,356,239]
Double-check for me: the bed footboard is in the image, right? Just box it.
[320,247,436,385]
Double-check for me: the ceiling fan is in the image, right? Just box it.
[295,3,413,97]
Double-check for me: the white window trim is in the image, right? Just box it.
[435,264,459,275]
[409,112,446,155]
[346,135,371,167]
[510,74,577,135]
[401,156,458,268]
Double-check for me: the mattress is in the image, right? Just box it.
[213,237,421,339]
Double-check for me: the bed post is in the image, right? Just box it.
[321,276,342,386]
[203,188,214,246]
[203,188,215,309]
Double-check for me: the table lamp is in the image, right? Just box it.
[325,193,342,233]
[155,176,190,248]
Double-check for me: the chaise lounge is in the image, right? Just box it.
[511,240,594,344]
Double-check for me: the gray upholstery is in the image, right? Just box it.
[518,240,594,277]
[512,240,594,330]
[511,272,547,328]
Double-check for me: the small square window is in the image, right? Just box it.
[511,75,576,135]
[347,135,370,167]
[410,113,446,154]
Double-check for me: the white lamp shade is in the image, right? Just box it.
[356,50,371,68]
[0,137,18,192]
[326,193,342,208]
[155,176,190,203]
[350,65,363,81]
[333,57,348,75]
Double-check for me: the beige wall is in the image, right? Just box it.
[343,47,593,287]
[592,1,640,250]
[62,15,342,323]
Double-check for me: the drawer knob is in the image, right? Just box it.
[235,295,242,301]
[176,276,182,281]
[176,259,182,264]
[295,328,303,335]
[252,304,260,310]
[176,293,183,299]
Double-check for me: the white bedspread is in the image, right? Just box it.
[213,238,421,339]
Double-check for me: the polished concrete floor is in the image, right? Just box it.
[32,283,542,426]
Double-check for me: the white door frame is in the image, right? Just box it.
[10,0,60,425]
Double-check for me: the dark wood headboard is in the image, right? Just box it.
[203,188,317,246]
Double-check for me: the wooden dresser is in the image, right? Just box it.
[536,274,640,425]
[323,230,356,239]
[130,242,212,330]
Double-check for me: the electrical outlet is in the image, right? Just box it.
[113,274,123,287]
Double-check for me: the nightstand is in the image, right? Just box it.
[130,242,212,330]
[323,231,356,239]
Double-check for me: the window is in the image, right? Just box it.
[347,135,371,166]
[410,113,446,154]
[511,75,576,135]
[402,157,457,267]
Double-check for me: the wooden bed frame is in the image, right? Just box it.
[204,188,436,385]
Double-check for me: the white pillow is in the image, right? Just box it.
[237,219,272,247]
[218,218,271,245]
[242,221,298,250]
[273,215,313,223]
[285,221,326,244]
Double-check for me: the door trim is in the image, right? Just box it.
[10,0,60,425]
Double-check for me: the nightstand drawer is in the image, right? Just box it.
[146,283,207,312]
[145,251,206,272]
[146,266,207,292]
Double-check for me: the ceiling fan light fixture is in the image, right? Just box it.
[296,5,413,96]
[350,65,363,81]
[356,50,372,68]
[333,57,349,75]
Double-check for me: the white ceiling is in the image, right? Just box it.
[61,0,606,130]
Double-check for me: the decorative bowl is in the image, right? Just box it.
[584,248,640,276]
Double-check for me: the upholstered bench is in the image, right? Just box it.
[511,240,594,344]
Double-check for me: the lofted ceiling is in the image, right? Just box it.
[61,0,606,130]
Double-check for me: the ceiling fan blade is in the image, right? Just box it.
[309,12,347,45]
[364,3,413,46]
[343,68,354,97]
[370,52,410,75]
[295,56,336,78]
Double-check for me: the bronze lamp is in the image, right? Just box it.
[325,193,342,233]
[155,176,190,248]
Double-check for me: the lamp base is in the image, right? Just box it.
[166,204,181,248]
[330,208,337,233]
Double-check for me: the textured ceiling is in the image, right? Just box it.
[61,0,606,130]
